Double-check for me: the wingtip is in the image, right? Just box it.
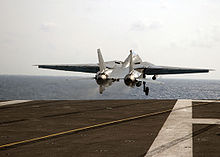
[209,69,215,71]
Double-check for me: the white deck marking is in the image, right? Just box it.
[192,100,220,103]
[0,100,32,107]
[192,118,220,125]
[145,99,193,157]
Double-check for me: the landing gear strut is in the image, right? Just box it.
[143,81,149,96]
[142,70,149,96]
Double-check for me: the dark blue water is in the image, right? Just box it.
[0,75,220,100]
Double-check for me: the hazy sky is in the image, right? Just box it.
[0,0,220,79]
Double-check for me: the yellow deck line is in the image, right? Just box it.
[0,101,209,150]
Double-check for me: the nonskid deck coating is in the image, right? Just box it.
[0,100,219,157]
[0,100,175,157]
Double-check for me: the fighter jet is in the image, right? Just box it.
[37,49,211,95]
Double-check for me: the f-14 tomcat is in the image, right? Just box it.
[37,49,211,95]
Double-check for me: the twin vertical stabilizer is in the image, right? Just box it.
[97,48,134,73]
[97,49,106,72]
[129,50,133,73]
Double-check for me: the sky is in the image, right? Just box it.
[0,0,220,79]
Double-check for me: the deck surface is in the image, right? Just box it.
[0,100,219,157]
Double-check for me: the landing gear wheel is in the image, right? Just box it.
[136,81,142,87]
[144,87,149,96]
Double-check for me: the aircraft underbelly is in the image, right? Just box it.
[108,67,130,79]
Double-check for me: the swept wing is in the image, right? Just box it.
[37,64,99,73]
[37,60,124,74]
[136,64,210,75]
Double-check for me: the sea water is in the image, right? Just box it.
[0,75,220,100]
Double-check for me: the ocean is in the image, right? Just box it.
[0,75,220,100]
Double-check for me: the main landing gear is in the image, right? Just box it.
[142,70,149,96]
[143,81,149,96]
